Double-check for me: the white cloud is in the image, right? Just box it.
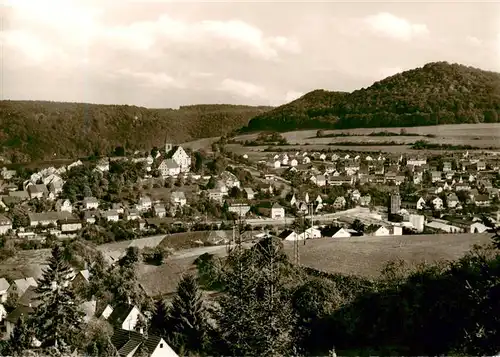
[466,36,482,46]
[218,79,267,99]
[363,12,429,41]
[378,67,403,79]
[112,68,185,90]
[285,90,304,102]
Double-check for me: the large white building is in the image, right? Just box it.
[165,144,191,173]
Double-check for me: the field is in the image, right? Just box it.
[1,232,494,298]
[223,123,500,156]
[283,233,494,278]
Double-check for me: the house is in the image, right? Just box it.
[298,227,322,240]
[273,160,281,169]
[359,195,371,207]
[329,176,353,186]
[409,214,425,233]
[27,184,48,200]
[373,225,403,236]
[431,171,443,183]
[333,196,346,210]
[165,145,191,172]
[153,204,167,218]
[126,209,141,221]
[443,161,453,172]
[71,269,90,289]
[455,182,471,191]
[477,161,486,171]
[302,157,311,165]
[0,215,12,235]
[28,212,73,227]
[111,328,179,357]
[447,193,460,208]
[426,220,463,233]
[101,210,120,222]
[4,305,36,340]
[84,211,99,224]
[278,229,300,241]
[432,197,444,210]
[416,197,426,210]
[243,188,255,200]
[228,203,251,217]
[323,226,351,238]
[470,222,489,234]
[270,203,285,219]
[8,277,38,298]
[104,303,144,331]
[137,196,152,212]
[59,218,83,233]
[208,189,225,204]
[474,195,490,207]
[0,278,10,303]
[48,179,64,195]
[83,196,99,210]
[407,157,427,167]
[170,191,187,207]
[220,171,241,189]
[55,199,73,214]
[8,190,30,201]
[95,157,110,172]
[290,159,298,167]
[311,175,327,187]
[158,159,181,177]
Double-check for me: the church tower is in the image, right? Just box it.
[165,141,173,154]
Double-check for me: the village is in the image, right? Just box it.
[0,134,499,353]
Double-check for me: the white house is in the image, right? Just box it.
[137,196,152,212]
[290,159,298,167]
[373,225,403,236]
[416,197,426,210]
[28,212,73,227]
[104,303,144,332]
[59,219,83,233]
[158,159,181,177]
[8,277,37,298]
[270,203,285,219]
[166,145,191,173]
[153,204,167,218]
[432,197,444,210]
[298,227,322,240]
[311,175,327,187]
[55,199,73,214]
[407,157,427,167]
[101,210,120,222]
[409,214,425,233]
[326,227,351,238]
[243,188,255,200]
[273,160,281,169]
[111,329,179,357]
[0,215,12,235]
[470,222,489,234]
[83,197,99,210]
[279,229,300,241]
[447,194,459,209]
[302,157,311,165]
[170,191,187,207]
[0,278,10,303]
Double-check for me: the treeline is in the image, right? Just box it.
[243,62,500,133]
[411,140,497,151]
[315,129,436,138]
[0,101,271,162]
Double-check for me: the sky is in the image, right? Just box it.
[1,0,499,108]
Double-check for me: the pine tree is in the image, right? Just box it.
[216,236,296,356]
[6,315,33,356]
[33,244,85,350]
[166,274,210,355]
[150,299,169,338]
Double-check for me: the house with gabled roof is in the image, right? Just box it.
[165,145,191,173]
[0,214,12,235]
[27,184,48,200]
[55,199,73,214]
[270,203,285,219]
[8,277,38,298]
[111,328,179,357]
[104,303,145,332]
[83,196,99,210]
[243,187,255,200]
[278,229,300,241]
[158,159,181,177]
[0,278,10,303]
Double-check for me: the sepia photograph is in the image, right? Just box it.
[0,0,500,356]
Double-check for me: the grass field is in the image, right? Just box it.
[283,233,494,278]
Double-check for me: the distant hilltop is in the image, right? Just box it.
[242,62,500,133]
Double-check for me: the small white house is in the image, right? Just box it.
[298,227,322,240]
[416,197,426,210]
[0,215,12,235]
[470,222,489,234]
[270,203,285,219]
[0,278,10,303]
[55,199,73,214]
[432,197,444,210]
[83,197,99,210]
[171,191,187,207]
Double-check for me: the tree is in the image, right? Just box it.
[166,274,210,355]
[150,299,170,338]
[215,237,296,356]
[33,244,85,350]
[351,219,365,233]
[5,315,33,356]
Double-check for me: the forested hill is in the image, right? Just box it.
[0,101,271,162]
[244,62,500,132]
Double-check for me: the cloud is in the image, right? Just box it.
[218,79,267,99]
[465,35,482,46]
[285,91,304,102]
[110,68,185,90]
[363,12,429,41]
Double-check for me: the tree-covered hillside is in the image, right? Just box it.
[0,101,271,162]
[244,62,500,132]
